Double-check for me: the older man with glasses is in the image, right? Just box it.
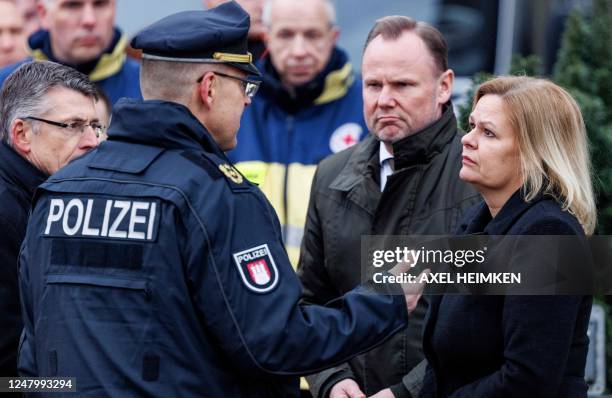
[0,60,99,378]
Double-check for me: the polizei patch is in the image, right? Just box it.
[232,244,279,293]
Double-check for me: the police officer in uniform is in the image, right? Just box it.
[18,2,419,396]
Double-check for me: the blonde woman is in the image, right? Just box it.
[420,76,596,397]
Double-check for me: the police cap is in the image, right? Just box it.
[131,1,260,76]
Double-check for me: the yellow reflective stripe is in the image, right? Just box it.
[314,62,354,105]
[234,161,286,224]
[234,162,317,270]
[300,377,309,391]
[89,35,128,82]
[233,160,268,186]
[286,163,317,268]
[30,36,128,82]
[286,246,301,271]
[286,163,317,227]
[30,49,48,61]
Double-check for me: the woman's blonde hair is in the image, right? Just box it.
[474,76,597,234]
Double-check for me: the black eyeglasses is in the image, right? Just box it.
[197,72,261,98]
[22,116,105,138]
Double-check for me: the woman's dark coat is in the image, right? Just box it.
[420,190,592,397]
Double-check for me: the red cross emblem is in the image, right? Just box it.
[342,134,357,146]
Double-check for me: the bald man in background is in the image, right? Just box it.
[228,0,367,267]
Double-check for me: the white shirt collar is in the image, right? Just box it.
[379,141,394,165]
[379,142,394,192]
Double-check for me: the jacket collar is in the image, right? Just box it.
[392,103,457,170]
[329,134,379,192]
[257,47,355,113]
[330,103,456,192]
[106,99,226,158]
[462,189,546,235]
[28,28,127,82]
[0,141,47,199]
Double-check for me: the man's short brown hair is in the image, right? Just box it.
[363,16,448,74]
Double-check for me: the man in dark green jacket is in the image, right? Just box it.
[297,16,479,398]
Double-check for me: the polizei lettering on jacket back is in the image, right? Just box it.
[43,197,160,241]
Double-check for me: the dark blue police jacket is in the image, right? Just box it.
[18,99,408,397]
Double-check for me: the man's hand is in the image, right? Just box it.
[329,378,366,398]
[388,262,429,314]
[369,387,395,398]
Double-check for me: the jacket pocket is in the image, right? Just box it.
[46,274,148,292]
[41,274,154,380]
[45,273,151,301]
